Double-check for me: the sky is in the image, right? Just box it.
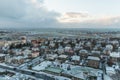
[0,0,120,28]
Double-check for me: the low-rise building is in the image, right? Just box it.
[87,56,100,69]
[71,55,80,65]
[0,54,5,62]
[58,55,68,63]
[46,54,58,61]
[110,52,120,62]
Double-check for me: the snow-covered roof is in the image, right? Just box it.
[0,54,5,57]
[32,61,52,71]
[65,46,71,49]
[106,66,116,74]
[47,54,58,60]
[47,54,57,58]
[87,56,100,61]
[79,49,88,53]
[91,51,100,54]
[110,52,120,58]
[63,65,102,79]
[13,56,24,60]
[0,68,5,72]
[0,76,11,80]
[111,40,119,44]
[72,55,80,61]
[41,46,47,49]
[58,55,68,58]
[104,75,113,80]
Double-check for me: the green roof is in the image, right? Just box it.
[44,67,63,74]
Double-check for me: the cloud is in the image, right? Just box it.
[0,0,60,28]
[82,16,120,26]
[58,12,120,28]
[0,0,120,28]
[65,12,89,18]
[0,0,26,19]
[58,12,90,23]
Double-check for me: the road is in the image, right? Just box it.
[0,64,55,80]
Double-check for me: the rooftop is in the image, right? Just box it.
[87,56,100,61]
[44,67,63,74]
[110,52,120,58]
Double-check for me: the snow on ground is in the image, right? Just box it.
[104,74,113,80]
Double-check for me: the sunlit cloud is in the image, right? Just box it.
[58,12,120,26]
[30,0,43,8]
[58,12,91,23]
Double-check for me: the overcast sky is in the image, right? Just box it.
[0,0,120,28]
